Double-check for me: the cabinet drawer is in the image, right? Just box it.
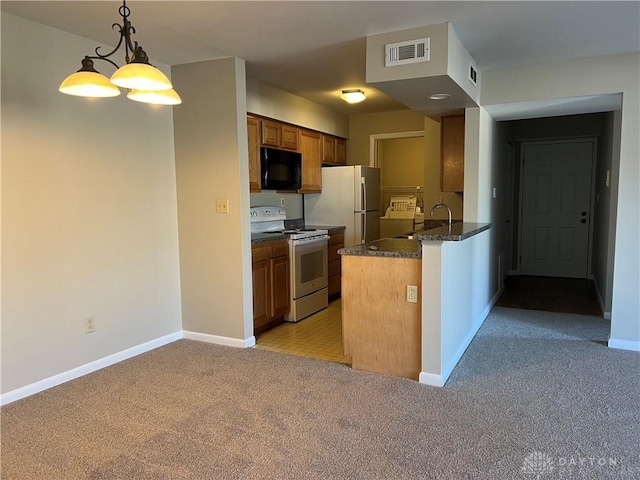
[271,243,290,258]
[252,245,271,263]
[328,258,341,277]
[328,232,344,245]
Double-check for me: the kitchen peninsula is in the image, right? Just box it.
[339,222,491,385]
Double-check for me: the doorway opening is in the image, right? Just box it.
[498,112,617,320]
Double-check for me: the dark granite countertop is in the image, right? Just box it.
[339,223,491,257]
[414,222,491,241]
[251,232,288,244]
[338,238,422,258]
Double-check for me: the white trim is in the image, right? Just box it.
[608,338,640,352]
[439,286,502,384]
[592,275,611,319]
[418,371,444,387]
[420,284,503,388]
[182,330,255,348]
[0,331,182,406]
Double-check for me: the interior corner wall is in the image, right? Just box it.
[172,57,253,341]
[1,14,182,394]
[348,110,425,166]
[592,111,619,316]
[481,52,640,347]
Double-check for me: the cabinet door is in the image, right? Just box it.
[281,125,299,151]
[261,120,281,147]
[335,138,347,165]
[322,135,336,164]
[252,259,271,328]
[271,255,290,318]
[299,129,322,193]
[247,116,261,193]
[441,114,465,193]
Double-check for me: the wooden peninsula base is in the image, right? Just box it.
[341,254,422,380]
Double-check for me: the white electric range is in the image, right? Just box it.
[250,207,329,321]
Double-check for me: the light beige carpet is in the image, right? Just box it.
[2,307,639,479]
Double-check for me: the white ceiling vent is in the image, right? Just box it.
[385,37,430,67]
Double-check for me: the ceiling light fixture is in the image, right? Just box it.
[58,0,181,105]
[340,89,366,104]
[428,93,452,101]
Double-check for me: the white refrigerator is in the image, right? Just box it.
[304,165,380,247]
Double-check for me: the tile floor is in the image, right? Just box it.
[254,298,351,364]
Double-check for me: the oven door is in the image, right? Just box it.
[291,236,328,299]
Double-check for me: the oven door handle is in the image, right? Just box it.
[291,235,329,246]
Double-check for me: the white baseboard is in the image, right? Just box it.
[420,288,501,388]
[1,331,183,406]
[592,277,611,319]
[182,330,255,348]
[608,338,640,352]
[418,372,444,387]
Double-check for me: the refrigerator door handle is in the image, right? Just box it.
[361,212,366,244]
[361,176,367,212]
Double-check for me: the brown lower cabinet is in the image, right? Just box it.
[252,239,290,334]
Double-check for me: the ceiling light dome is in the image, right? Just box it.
[127,88,182,105]
[340,89,366,104]
[58,57,121,97]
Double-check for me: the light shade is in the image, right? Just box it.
[127,88,182,105]
[340,89,366,104]
[110,63,173,91]
[59,71,121,98]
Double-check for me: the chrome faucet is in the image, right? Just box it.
[430,202,452,224]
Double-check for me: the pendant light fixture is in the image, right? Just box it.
[58,0,181,105]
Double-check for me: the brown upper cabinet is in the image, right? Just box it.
[298,129,322,193]
[322,134,347,166]
[440,114,465,193]
[261,119,299,151]
[247,114,346,194]
[247,116,261,193]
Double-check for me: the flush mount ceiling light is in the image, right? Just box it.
[340,89,366,104]
[58,0,181,105]
[428,93,452,101]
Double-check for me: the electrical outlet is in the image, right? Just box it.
[215,198,229,214]
[280,197,285,207]
[84,315,96,334]
[406,285,418,303]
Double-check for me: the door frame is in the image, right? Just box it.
[516,137,598,278]
[369,130,424,167]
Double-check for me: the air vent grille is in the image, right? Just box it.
[469,61,478,87]
[385,37,430,67]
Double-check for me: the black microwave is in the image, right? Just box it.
[260,147,302,190]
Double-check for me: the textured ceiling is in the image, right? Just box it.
[2,1,639,116]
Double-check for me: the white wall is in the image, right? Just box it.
[420,229,493,386]
[246,78,348,138]
[172,58,253,344]
[1,14,183,395]
[482,53,640,349]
